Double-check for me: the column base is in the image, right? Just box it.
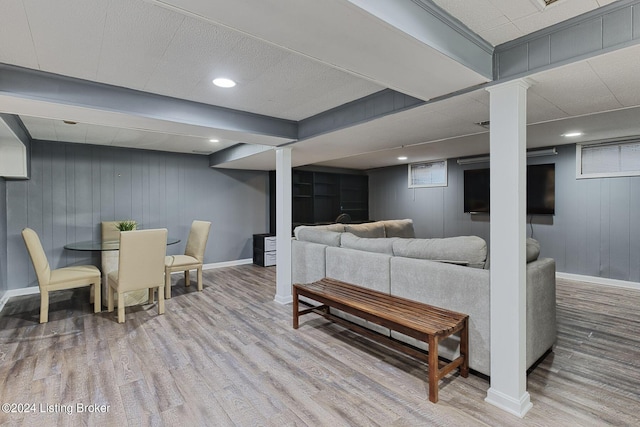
[485,387,532,418]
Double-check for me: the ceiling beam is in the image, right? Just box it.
[0,63,298,141]
[495,0,640,81]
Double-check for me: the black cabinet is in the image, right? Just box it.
[253,233,276,267]
[291,170,368,226]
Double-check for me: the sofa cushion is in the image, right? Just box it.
[381,219,415,238]
[392,236,487,269]
[293,224,345,240]
[296,228,341,247]
[340,232,396,255]
[526,238,541,262]
[345,222,385,238]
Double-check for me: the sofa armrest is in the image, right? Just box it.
[292,240,328,284]
[526,257,557,367]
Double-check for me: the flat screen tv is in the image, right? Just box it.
[463,163,555,215]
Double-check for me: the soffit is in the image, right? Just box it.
[433,0,619,46]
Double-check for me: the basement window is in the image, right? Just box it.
[408,160,448,188]
[576,140,640,179]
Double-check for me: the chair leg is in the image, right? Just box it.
[157,285,165,315]
[148,288,155,303]
[165,267,171,300]
[40,290,49,323]
[117,293,125,323]
[184,270,190,287]
[93,281,101,313]
[197,266,203,292]
[107,286,114,312]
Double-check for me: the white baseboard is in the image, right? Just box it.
[556,272,640,291]
[203,258,254,270]
[168,258,254,275]
[0,286,39,314]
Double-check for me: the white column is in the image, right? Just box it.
[274,147,293,304]
[485,79,531,417]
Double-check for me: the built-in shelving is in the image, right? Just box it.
[292,170,368,226]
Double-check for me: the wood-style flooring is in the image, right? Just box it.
[0,265,638,426]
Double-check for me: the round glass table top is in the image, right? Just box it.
[64,237,180,251]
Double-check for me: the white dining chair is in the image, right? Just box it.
[22,227,101,323]
[164,220,211,299]
[107,228,167,323]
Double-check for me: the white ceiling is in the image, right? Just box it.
[1,0,639,170]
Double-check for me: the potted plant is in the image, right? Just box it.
[115,220,137,231]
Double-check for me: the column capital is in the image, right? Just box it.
[486,78,533,94]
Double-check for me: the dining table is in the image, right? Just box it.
[65,236,180,307]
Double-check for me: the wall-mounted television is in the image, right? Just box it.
[463,163,555,215]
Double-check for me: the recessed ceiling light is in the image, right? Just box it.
[562,131,583,137]
[397,156,408,161]
[209,139,219,143]
[212,78,236,88]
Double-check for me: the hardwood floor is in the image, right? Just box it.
[0,265,638,426]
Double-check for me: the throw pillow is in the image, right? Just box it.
[340,232,396,254]
[381,219,415,238]
[293,224,344,240]
[526,238,541,262]
[345,222,385,238]
[296,228,341,246]
[393,236,487,269]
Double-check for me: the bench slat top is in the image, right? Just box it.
[295,278,467,336]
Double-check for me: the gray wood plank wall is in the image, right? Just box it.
[368,144,640,283]
[0,177,7,296]
[5,141,270,290]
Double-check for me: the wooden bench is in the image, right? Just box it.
[293,277,469,403]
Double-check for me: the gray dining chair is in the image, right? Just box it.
[21,227,101,323]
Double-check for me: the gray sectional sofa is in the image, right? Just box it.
[292,219,557,376]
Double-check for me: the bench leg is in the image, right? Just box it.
[428,334,439,403]
[292,285,299,329]
[460,317,469,378]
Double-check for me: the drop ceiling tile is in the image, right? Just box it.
[430,94,490,125]
[20,116,57,140]
[143,16,246,99]
[84,124,120,145]
[278,78,383,121]
[480,22,526,46]
[0,0,39,69]
[587,45,640,108]
[529,61,623,116]
[211,36,292,84]
[52,120,88,143]
[22,0,108,79]
[432,0,506,33]
[489,0,539,21]
[527,91,570,123]
[467,89,490,106]
[97,0,184,89]
[513,0,600,36]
